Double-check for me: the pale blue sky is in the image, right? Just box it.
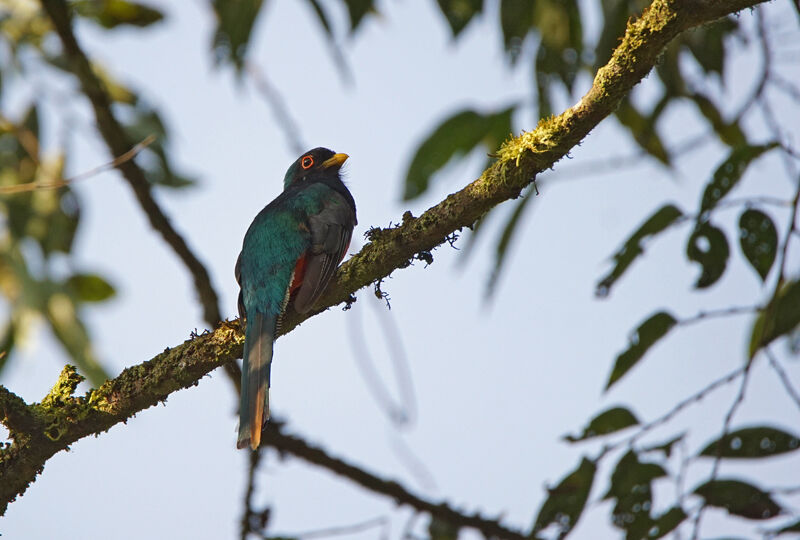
[2,1,800,538]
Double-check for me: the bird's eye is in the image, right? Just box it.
[301,156,314,169]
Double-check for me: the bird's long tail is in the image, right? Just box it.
[237,311,276,450]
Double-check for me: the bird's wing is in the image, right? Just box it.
[292,192,356,313]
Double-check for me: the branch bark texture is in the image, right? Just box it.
[4,0,768,529]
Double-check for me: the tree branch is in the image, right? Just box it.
[38,0,223,330]
[6,0,770,522]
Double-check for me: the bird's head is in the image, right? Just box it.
[283,147,348,190]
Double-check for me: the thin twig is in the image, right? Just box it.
[0,135,156,195]
[276,516,389,540]
[676,305,761,327]
[246,62,305,156]
[690,357,756,540]
[765,348,800,411]
[240,448,269,540]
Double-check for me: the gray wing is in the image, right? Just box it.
[292,194,357,314]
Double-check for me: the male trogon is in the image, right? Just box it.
[235,147,357,450]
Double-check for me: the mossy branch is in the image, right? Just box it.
[5,0,768,525]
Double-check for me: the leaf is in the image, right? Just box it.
[604,451,668,539]
[500,0,535,62]
[686,221,729,289]
[66,274,116,303]
[0,321,16,376]
[485,185,537,298]
[699,426,800,459]
[211,0,266,70]
[533,0,583,92]
[689,93,747,148]
[693,479,782,520]
[123,106,196,189]
[342,0,376,32]
[597,204,684,297]
[648,507,687,539]
[403,107,513,200]
[435,0,483,37]
[564,406,639,443]
[45,293,110,386]
[73,0,164,29]
[699,144,779,215]
[305,0,333,36]
[749,279,800,357]
[615,97,670,165]
[531,458,596,538]
[738,209,777,282]
[606,311,677,390]
[683,17,738,77]
[427,516,459,540]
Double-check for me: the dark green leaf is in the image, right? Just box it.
[749,279,800,357]
[606,311,677,390]
[403,107,512,200]
[500,0,534,62]
[73,0,164,29]
[699,144,779,215]
[532,0,582,92]
[305,0,333,36]
[564,406,639,443]
[693,479,782,520]
[604,451,668,539]
[211,0,266,70]
[485,185,536,298]
[597,204,684,297]
[428,516,459,540]
[0,321,16,376]
[699,426,800,459]
[435,0,483,37]
[686,221,729,289]
[66,274,116,303]
[683,17,738,77]
[689,93,747,148]
[532,458,596,538]
[342,0,376,32]
[123,106,196,188]
[615,97,670,165]
[773,517,800,536]
[738,209,777,282]
[648,507,687,539]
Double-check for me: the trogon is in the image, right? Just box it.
[235,147,357,450]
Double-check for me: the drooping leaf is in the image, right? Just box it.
[693,479,782,520]
[211,0,266,70]
[683,16,738,77]
[688,93,747,148]
[428,516,459,540]
[66,274,116,303]
[648,507,688,539]
[615,97,670,165]
[606,311,677,390]
[533,0,582,92]
[123,106,195,188]
[435,0,483,37]
[403,107,513,200]
[686,221,729,289]
[0,321,16,376]
[45,292,109,386]
[73,0,163,29]
[305,0,333,36]
[738,209,777,282]
[749,279,800,357]
[531,457,596,538]
[485,185,537,298]
[699,144,779,215]
[699,426,800,459]
[499,0,535,62]
[564,406,639,443]
[342,0,376,32]
[604,451,668,539]
[597,204,684,297]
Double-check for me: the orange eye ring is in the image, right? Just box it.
[301,156,314,169]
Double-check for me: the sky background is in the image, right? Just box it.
[2,0,800,538]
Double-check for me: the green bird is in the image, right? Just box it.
[235,147,356,450]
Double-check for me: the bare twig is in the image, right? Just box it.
[676,305,761,327]
[275,516,389,540]
[0,135,156,195]
[765,348,800,411]
[240,448,269,540]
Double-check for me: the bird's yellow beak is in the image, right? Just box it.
[322,153,349,169]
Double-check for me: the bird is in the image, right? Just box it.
[235,147,357,450]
